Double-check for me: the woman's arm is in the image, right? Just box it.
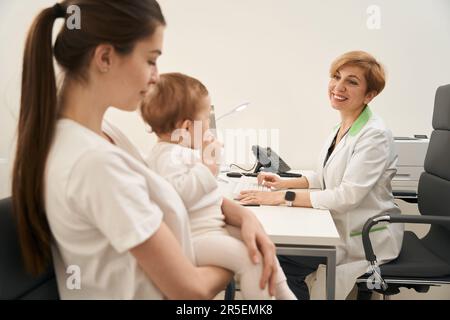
[69,151,230,299]
[221,198,278,296]
[240,129,392,210]
[291,190,313,207]
[238,190,313,208]
[257,172,310,190]
[285,176,310,189]
[130,222,232,300]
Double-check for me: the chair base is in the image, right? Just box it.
[355,277,449,298]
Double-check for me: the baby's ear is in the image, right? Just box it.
[179,119,192,131]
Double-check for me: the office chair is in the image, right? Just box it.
[356,84,450,299]
[224,280,236,300]
[0,197,59,300]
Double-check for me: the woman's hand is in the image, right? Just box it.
[257,172,287,190]
[239,211,278,296]
[238,190,285,206]
[131,222,232,300]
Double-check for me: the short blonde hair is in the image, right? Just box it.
[140,73,209,135]
[330,51,386,95]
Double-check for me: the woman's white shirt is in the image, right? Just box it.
[45,119,194,299]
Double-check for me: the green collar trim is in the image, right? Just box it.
[333,105,373,136]
[349,105,372,136]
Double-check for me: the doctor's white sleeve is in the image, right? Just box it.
[309,129,391,214]
[302,171,322,189]
[66,150,164,253]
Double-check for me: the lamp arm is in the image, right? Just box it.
[216,102,250,122]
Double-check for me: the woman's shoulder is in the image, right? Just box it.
[102,119,146,163]
[352,113,395,152]
[46,120,147,217]
[368,112,388,129]
[48,120,147,186]
[359,112,392,138]
[49,119,117,168]
[54,119,138,158]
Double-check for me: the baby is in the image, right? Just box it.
[140,72,295,300]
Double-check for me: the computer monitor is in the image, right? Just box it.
[209,105,217,137]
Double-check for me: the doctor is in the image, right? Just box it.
[239,51,404,300]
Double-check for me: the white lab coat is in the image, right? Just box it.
[302,107,404,300]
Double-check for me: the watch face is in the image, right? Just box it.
[285,191,296,202]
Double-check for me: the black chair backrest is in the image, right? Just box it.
[0,198,59,299]
[418,84,450,264]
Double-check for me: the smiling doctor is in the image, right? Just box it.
[239,51,404,300]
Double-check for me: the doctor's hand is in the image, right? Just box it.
[238,190,285,206]
[257,172,287,190]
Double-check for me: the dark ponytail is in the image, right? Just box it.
[12,0,165,275]
[12,7,59,276]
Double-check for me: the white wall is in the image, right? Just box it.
[0,0,58,198]
[153,0,450,169]
[3,1,450,193]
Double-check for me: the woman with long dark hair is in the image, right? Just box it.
[12,0,278,299]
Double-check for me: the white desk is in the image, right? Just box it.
[219,173,341,300]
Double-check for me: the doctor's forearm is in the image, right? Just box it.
[286,177,309,189]
[292,190,313,208]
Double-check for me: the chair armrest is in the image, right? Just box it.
[393,191,418,204]
[362,213,450,263]
[388,213,450,226]
[393,191,417,198]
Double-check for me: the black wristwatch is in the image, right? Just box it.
[284,191,296,207]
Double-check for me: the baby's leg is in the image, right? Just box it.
[225,225,296,300]
[194,233,272,300]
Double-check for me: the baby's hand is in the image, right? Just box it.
[202,132,223,176]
